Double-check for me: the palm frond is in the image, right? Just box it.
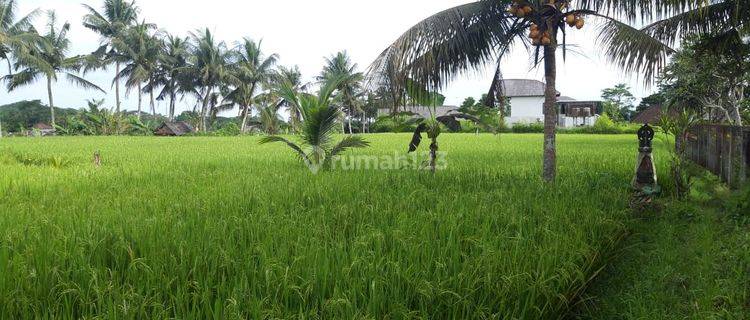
[301,103,340,148]
[4,69,39,91]
[259,135,309,162]
[330,135,370,158]
[576,0,702,23]
[588,11,676,82]
[641,1,747,47]
[65,73,106,93]
[369,0,518,91]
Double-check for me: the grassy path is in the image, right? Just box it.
[574,185,750,319]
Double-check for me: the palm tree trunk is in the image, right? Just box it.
[542,39,558,182]
[46,76,55,127]
[361,112,366,133]
[149,78,156,117]
[115,61,121,114]
[169,90,176,122]
[137,83,143,121]
[201,87,213,132]
[240,104,250,133]
[347,108,353,135]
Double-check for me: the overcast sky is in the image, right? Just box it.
[2,0,654,115]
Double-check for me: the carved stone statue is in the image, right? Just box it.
[633,124,658,190]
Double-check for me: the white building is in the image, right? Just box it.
[503,79,601,128]
[375,79,601,128]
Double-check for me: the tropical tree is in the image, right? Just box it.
[273,65,307,133]
[255,93,284,135]
[189,28,234,131]
[154,34,190,121]
[226,38,278,132]
[659,34,748,126]
[56,99,147,136]
[368,0,707,181]
[82,0,139,114]
[205,90,233,128]
[319,51,364,135]
[260,76,369,171]
[601,83,635,122]
[114,22,161,119]
[636,92,666,114]
[0,0,39,74]
[5,11,105,126]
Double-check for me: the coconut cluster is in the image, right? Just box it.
[528,24,552,46]
[507,2,533,18]
[509,0,586,46]
[566,14,585,29]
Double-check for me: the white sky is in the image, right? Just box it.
[2,0,654,115]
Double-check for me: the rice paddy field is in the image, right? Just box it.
[0,134,665,319]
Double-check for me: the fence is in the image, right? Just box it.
[683,125,750,187]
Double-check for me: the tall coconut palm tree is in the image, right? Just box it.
[154,34,190,121]
[0,0,39,74]
[369,0,687,181]
[82,0,139,114]
[189,28,235,131]
[5,11,105,127]
[273,65,308,133]
[114,22,161,119]
[226,38,278,132]
[319,51,364,135]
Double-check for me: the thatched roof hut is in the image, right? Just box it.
[154,121,195,136]
[29,123,56,136]
[632,105,663,124]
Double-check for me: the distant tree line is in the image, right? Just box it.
[0,0,395,135]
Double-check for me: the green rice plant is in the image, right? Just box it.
[0,134,664,318]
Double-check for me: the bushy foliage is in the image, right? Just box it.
[500,115,641,134]
[600,84,636,121]
[726,186,750,224]
[214,122,241,136]
[594,113,616,129]
[53,100,152,136]
[510,122,545,133]
[0,100,77,132]
[658,34,749,125]
[370,114,419,133]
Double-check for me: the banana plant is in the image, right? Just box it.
[408,111,489,173]
[404,79,492,173]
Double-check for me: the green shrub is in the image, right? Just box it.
[726,186,750,224]
[369,117,396,133]
[215,122,241,136]
[370,115,417,133]
[511,122,544,133]
[593,113,616,131]
[560,114,643,134]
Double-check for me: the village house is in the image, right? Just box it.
[29,123,56,136]
[502,79,601,128]
[376,79,601,128]
[154,121,196,136]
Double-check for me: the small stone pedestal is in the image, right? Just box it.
[633,124,658,191]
